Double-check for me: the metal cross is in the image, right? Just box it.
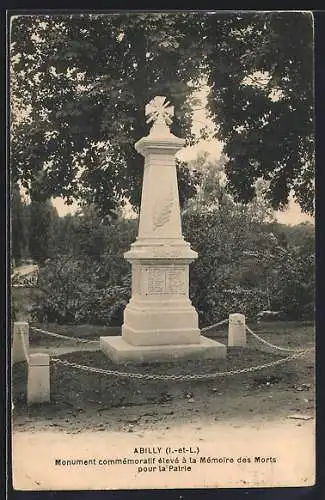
[145,96,174,126]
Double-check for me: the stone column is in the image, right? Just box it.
[12,322,29,364]
[228,313,246,347]
[27,353,50,404]
[100,96,226,362]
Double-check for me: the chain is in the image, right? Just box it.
[30,326,99,344]
[30,320,229,345]
[201,318,228,333]
[31,321,311,356]
[245,325,308,353]
[51,348,314,381]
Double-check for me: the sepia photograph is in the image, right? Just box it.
[10,10,315,491]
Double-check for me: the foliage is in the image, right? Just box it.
[183,207,269,325]
[11,183,29,265]
[11,11,314,216]
[180,155,314,325]
[32,211,137,325]
[10,13,202,215]
[266,222,315,319]
[270,246,314,319]
[28,199,60,264]
[205,12,314,213]
[11,183,60,266]
[184,151,275,223]
[34,257,131,325]
[184,209,314,324]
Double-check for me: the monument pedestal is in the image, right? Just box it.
[101,244,227,362]
[101,336,226,364]
[100,96,226,363]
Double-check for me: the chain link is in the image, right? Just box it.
[31,321,313,360]
[31,322,313,354]
[201,318,229,333]
[31,321,314,380]
[31,319,229,345]
[30,326,99,344]
[32,319,229,343]
[51,348,314,381]
[245,325,308,353]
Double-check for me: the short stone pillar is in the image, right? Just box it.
[12,322,29,364]
[228,313,246,347]
[27,353,50,405]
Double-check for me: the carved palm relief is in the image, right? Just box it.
[152,188,174,231]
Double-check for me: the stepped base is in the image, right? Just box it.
[100,335,226,364]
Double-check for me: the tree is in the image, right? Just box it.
[10,12,314,216]
[180,153,273,323]
[11,183,29,266]
[268,240,314,319]
[181,152,314,322]
[182,206,271,325]
[184,151,275,223]
[205,12,314,214]
[28,199,60,264]
[10,13,203,215]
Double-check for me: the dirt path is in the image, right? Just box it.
[12,418,315,490]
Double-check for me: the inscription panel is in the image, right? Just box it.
[141,266,187,296]
[165,268,186,294]
[147,268,166,294]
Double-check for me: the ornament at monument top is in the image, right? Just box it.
[145,96,175,137]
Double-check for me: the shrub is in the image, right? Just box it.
[31,213,136,325]
[33,257,131,325]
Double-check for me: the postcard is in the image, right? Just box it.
[10,10,315,491]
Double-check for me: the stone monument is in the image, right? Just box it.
[100,96,226,362]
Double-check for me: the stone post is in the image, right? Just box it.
[100,96,226,362]
[12,322,29,364]
[27,353,50,404]
[228,313,246,347]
